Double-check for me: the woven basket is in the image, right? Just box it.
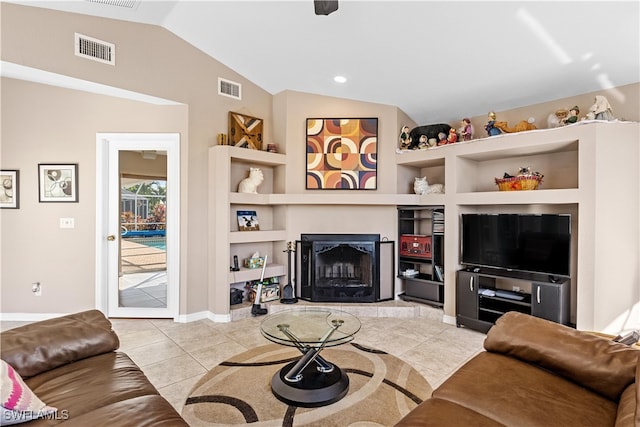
[495,174,543,191]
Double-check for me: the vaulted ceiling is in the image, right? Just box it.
[6,1,640,123]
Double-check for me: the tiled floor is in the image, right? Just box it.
[119,271,167,308]
[0,304,486,417]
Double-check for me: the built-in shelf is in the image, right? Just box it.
[229,230,287,244]
[228,263,286,283]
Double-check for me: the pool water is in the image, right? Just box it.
[126,238,166,251]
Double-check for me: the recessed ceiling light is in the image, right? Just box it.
[333,75,347,84]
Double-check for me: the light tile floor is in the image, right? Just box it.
[1,304,486,416]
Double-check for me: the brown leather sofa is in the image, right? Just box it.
[1,310,188,426]
[395,311,639,427]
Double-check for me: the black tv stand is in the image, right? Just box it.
[456,269,570,333]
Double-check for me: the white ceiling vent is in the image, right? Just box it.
[218,77,241,100]
[85,0,138,9]
[75,33,115,65]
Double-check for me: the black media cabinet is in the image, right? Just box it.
[456,268,570,333]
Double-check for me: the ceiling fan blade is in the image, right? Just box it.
[314,0,338,15]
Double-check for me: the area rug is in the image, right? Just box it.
[182,342,432,426]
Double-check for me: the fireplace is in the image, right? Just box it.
[296,234,395,303]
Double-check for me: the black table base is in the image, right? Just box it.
[271,360,349,407]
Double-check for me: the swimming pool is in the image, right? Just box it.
[125,237,166,251]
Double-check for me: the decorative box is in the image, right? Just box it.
[400,234,432,258]
[243,257,265,269]
[248,283,280,302]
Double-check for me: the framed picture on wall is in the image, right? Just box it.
[38,163,79,202]
[0,170,19,209]
[306,118,378,190]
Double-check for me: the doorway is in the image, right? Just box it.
[96,133,180,319]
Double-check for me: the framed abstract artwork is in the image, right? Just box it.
[0,170,19,209]
[306,118,378,190]
[38,163,79,202]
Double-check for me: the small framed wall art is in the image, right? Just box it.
[38,163,79,202]
[0,170,19,209]
[306,118,378,190]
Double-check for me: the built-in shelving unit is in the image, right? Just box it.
[395,121,639,332]
[209,146,288,321]
[208,122,638,332]
[397,206,445,307]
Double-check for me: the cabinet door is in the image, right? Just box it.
[456,271,478,320]
[531,282,567,324]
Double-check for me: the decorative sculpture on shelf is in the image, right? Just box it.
[587,95,615,121]
[238,167,264,193]
[563,106,580,125]
[493,118,537,133]
[485,112,502,136]
[408,123,453,149]
[447,128,458,144]
[399,126,412,149]
[460,118,474,141]
[414,177,445,195]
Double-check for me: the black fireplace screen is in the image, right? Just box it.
[296,234,393,303]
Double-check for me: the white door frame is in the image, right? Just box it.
[95,133,180,319]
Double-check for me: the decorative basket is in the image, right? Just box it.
[495,174,543,191]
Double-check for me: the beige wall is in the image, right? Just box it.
[1,3,274,316]
[0,78,187,314]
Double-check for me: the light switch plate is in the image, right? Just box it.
[60,218,75,229]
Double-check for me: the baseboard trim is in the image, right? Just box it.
[0,312,68,322]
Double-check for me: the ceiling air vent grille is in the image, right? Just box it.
[218,77,241,100]
[85,0,138,9]
[75,33,115,65]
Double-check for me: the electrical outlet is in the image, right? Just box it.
[512,286,521,292]
[32,282,42,296]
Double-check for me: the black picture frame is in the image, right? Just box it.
[38,163,79,202]
[0,170,19,209]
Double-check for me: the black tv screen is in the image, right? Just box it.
[461,214,571,277]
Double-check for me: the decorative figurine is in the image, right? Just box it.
[408,123,453,149]
[238,167,264,193]
[417,135,429,150]
[493,118,537,133]
[399,126,412,149]
[437,132,448,146]
[414,177,445,195]
[485,112,502,136]
[447,127,458,144]
[587,95,615,121]
[460,118,473,141]
[562,106,580,125]
[547,109,568,128]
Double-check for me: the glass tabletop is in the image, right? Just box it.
[260,308,361,347]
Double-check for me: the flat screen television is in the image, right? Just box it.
[461,213,571,278]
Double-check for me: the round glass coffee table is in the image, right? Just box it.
[260,308,361,407]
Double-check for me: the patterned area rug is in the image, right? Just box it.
[182,342,432,426]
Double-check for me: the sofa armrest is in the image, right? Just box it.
[484,311,639,400]
[0,310,119,378]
